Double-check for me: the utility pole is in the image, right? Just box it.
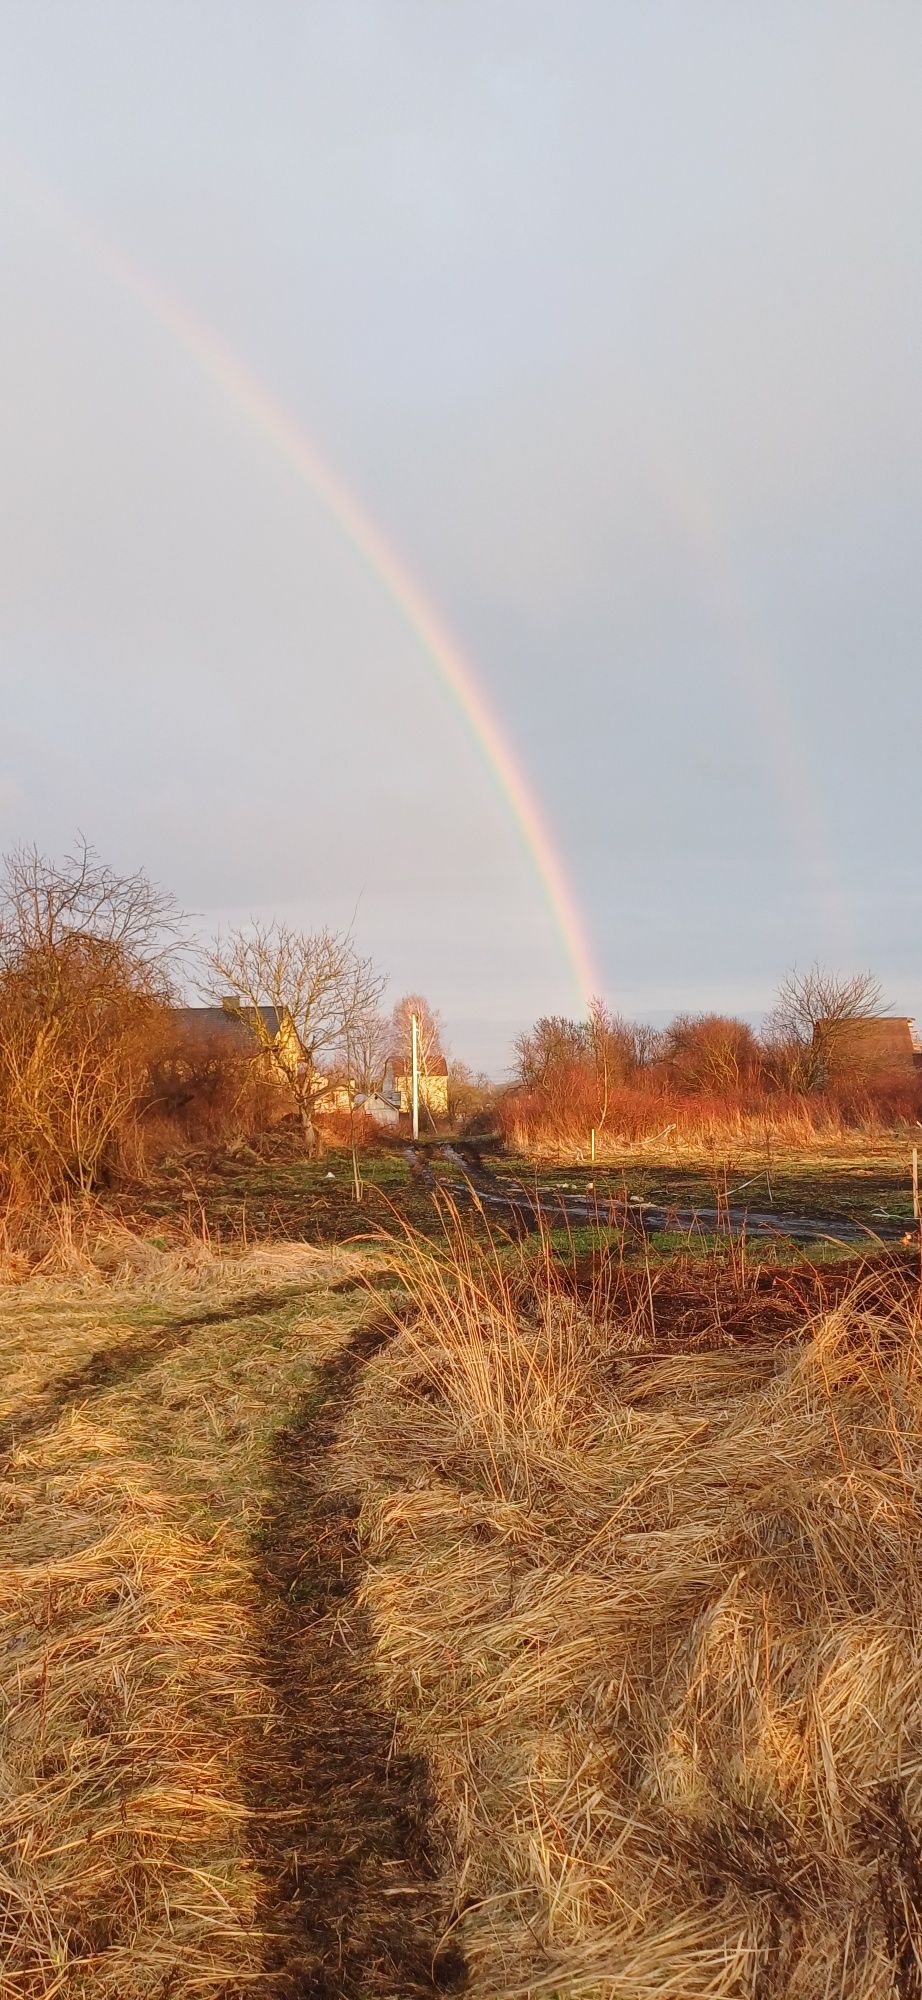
[411,1011,420,1141]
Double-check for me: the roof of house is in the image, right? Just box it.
[815,1016,921,1066]
[172,1004,288,1043]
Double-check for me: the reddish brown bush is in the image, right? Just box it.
[503,996,922,1151]
[663,1013,763,1092]
[0,842,180,1203]
[139,1015,286,1159]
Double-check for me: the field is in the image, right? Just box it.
[110,1131,921,1251]
[0,1238,467,1997]
[505,1134,920,1227]
[3,1143,922,1997]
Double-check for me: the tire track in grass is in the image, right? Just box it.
[246,1322,466,1998]
[0,1288,295,1457]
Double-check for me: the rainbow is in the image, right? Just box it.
[7,153,849,1004]
[12,166,600,1010]
[92,261,849,971]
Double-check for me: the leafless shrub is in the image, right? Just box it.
[506,973,916,1148]
[766,965,886,1090]
[513,1013,591,1092]
[665,1013,764,1093]
[446,1060,500,1130]
[206,922,385,1151]
[0,841,180,1206]
[140,1012,285,1157]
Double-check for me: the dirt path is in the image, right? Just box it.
[245,1321,466,1998]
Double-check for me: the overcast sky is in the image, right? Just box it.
[1,2,919,1070]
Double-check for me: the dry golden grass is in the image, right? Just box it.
[0,1240,378,1997]
[345,1227,922,1998]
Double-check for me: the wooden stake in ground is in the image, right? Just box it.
[411,1012,419,1142]
[913,1146,919,1222]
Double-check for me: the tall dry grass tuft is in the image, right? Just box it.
[345,1225,922,1998]
[380,1212,604,1502]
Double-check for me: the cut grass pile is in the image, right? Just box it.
[0,1240,375,1997]
[346,1227,922,1997]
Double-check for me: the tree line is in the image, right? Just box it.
[0,841,452,1209]
[0,839,913,1214]
[506,973,916,1146]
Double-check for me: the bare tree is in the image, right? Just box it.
[630,1020,667,1071]
[765,965,885,1089]
[513,1016,588,1091]
[665,1014,763,1093]
[389,994,447,1129]
[446,1061,497,1129]
[206,923,385,1151]
[586,999,640,1134]
[339,997,392,1202]
[0,841,180,1200]
[0,838,178,992]
[390,994,446,1078]
[345,1003,390,1098]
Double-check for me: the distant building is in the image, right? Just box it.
[350,1053,450,1124]
[170,1002,302,1075]
[311,1079,353,1114]
[353,1091,400,1131]
[168,1012,454,1124]
[394,1055,449,1119]
[813,1016,922,1083]
[353,1058,402,1129]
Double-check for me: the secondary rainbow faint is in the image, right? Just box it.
[7,154,849,1000]
[10,163,599,1013]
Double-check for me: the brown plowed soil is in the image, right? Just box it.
[560,1248,922,1348]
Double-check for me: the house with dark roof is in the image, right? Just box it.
[813,1016,922,1083]
[173,1004,288,1043]
[170,1002,303,1075]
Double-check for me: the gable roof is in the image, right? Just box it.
[172,1004,289,1044]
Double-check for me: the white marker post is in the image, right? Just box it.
[913,1146,919,1222]
[411,1011,420,1142]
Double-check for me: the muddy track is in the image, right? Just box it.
[441,1175,912,1245]
[245,1322,466,1998]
